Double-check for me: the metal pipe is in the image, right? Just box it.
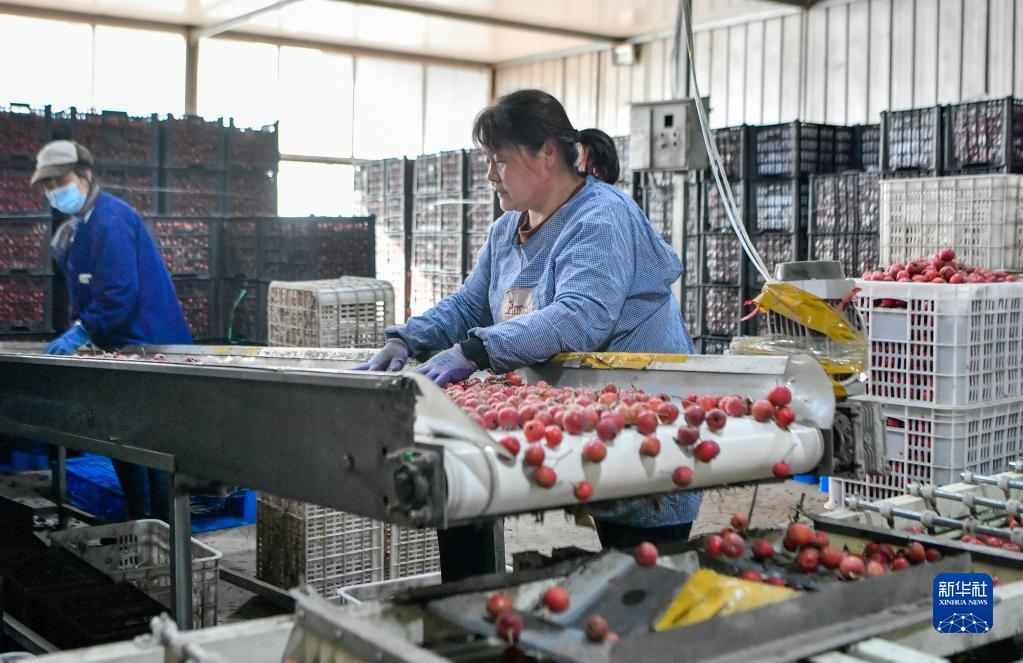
[193,0,304,40]
[961,470,1023,493]
[908,482,1021,517]
[170,475,194,630]
[843,496,1023,545]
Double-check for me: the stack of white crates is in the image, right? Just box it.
[831,173,1023,506]
[259,276,440,600]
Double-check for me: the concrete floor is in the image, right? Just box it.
[0,470,831,625]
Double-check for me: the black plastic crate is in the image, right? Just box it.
[685,174,701,236]
[713,126,750,180]
[466,149,491,192]
[0,548,112,622]
[414,195,464,233]
[414,153,441,194]
[219,278,267,344]
[748,231,804,288]
[857,171,880,231]
[0,160,46,214]
[412,232,464,274]
[857,232,881,275]
[697,335,733,355]
[440,150,466,195]
[357,160,385,201]
[808,232,858,279]
[58,109,159,167]
[683,237,700,287]
[750,122,855,178]
[162,168,225,216]
[314,216,375,278]
[375,232,407,279]
[880,106,944,177]
[259,218,314,281]
[98,165,159,215]
[220,218,260,279]
[386,158,413,198]
[855,124,881,171]
[226,121,278,170]
[24,582,163,651]
[161,115,225,169]
[148,217,219,278]
[465,231,488,273]
[641,172,674,242]
[466,190,497,233]
[226,168,277,216]
[613,135,630,182]
[809,173,858,234]
[0,216,50,275]
[410,270,463,314]
[0,105,49,159]
[944,97,1023,174]
[0,274,51,332]
[682,286,700,338]
[172,277,216,340]
[701,285,743,337]
[702,232,742,285]
[747,178,808,233]
[703,178,744,232]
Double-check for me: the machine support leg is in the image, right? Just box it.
[169,474,193,629]
[51,446,67,528]
[437,518,505,582]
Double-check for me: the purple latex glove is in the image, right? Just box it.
[415,344,477,386]
[354,338,411,372]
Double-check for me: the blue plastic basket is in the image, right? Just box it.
[66,454,255,531]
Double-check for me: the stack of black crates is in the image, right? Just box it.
[356,157,412,322]
[674,121,879,354]
[0,104,53,339]
[411,150,466,317]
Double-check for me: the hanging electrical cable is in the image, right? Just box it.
[675,0,773,283]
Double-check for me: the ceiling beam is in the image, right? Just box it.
[337,0,627,43]
[762,0,822,7]
[193,0,304,41]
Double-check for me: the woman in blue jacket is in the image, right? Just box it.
[32,139,191,520]
[358,90,699,548]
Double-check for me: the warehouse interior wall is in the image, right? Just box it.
[496,0,1023,133]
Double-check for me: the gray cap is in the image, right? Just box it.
[30,140,95,185]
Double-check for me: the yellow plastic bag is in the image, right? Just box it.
[551,352,688,369]
[654,569,795,631]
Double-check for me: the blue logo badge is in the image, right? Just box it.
[933,573,993,633]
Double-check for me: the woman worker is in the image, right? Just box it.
[357,89,698,548]
[32,139,192,521]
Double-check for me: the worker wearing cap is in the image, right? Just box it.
[32,139,191,520]
[358,90,698,549]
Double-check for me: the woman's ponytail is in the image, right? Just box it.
[578,128,620,184]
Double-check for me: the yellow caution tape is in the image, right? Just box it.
[654,569,795,631]
[550,352,688,369]
[752,282,864,343]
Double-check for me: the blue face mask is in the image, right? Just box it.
[46,181,86,215]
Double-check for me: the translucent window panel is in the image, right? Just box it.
[198,38,279,128]
[94,26,185,115]
[353,58,423,159]
[424,65,490,153]
[278,47,353,158]
[0,15,92,110]
[277,161,355,216]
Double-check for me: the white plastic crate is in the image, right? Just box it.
[830,399,1023,503]
[388,525,440,579]
[856,280,1023,406]
[256,494,386,602]
[49,519,222,627]
[267,276,394,348]
[880,174,1023,269]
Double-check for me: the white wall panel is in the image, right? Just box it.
[727,25,747,125]
[989,0,1016,97]
[847,0,870,124]
[1015,0,1023,97]
[889,0,914,110]
[745,20,765,124]
[868,0,892,121]
[710,28,730,126]
[961,0,989,100]
[804,8,827,121]
[827,4,850,124]
[762,17,783,124]
[913,0,939,107]
[937,0,963,104]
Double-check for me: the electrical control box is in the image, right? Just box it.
[629,98,709,171]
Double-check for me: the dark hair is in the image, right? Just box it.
[472,89,619,184]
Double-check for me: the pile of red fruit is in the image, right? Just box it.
[948,519,1023,553]
[484,540,661,646]
[704,519,945,584]
[861,249,1018,284]
[443,376,799,495]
